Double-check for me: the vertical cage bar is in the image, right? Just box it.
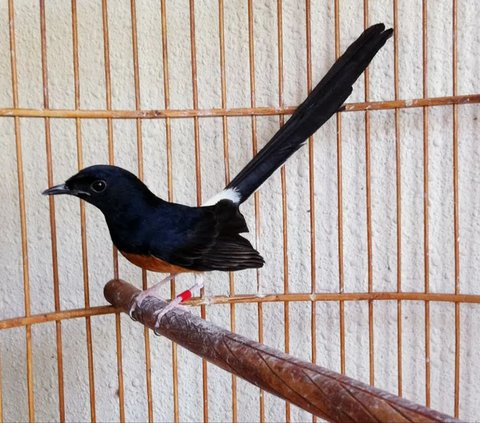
[256,245,265,420]
[187,3,209,422]
[363,0,375,387]
[39,1,66,420]
[101,0,116,267]
[218,0,231,185]
[7,1,35,420]
[101,2,126,421]
[246,3,265,421]
[102,11,120,287]
[160,1,173,200]
[114,316,125,423]
[217,2,238,421]
[247,0,259,255]
[334,0,346,376]
[276,1,291,420]
[101,2,126,419]
[277,0,291,420]
[452,0,460,417]
[159,2,179,421]
[422,0,431,407]
[305,3,318,421]
[393,0,403,398]
[129,2,155,421]
[189,0,202,205]
[71,1,97,420]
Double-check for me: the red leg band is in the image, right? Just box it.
[178,289,192,302]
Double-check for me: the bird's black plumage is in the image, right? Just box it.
[43,24,393,275]
[49,165,263,272]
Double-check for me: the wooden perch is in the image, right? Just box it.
[104,279,458,423]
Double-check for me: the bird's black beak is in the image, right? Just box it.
[42,183,71,196]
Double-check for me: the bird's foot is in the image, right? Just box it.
[153,275,204,330]
[153,296,185,324]
[129,273,178,320]
[129,290,151,320]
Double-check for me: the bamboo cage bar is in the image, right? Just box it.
[70,1,97,419]
[3,291,480,332]
[7,0,35,420]
[422,0,431,407]
[246,2,266,421]
[277,0,291,421]
[334,0,346,378]
[39,1,66,420]
[0,93,477,120]
[187,1,210,420]
[104,278,459,423]
[452,0,461,418]
[363,0,375,388]
[129,1,155,420]
[100,0,126,419]
[158,1,180,420]
[305,4,318,421]
[217,1,239,420]
[393,0,403,399]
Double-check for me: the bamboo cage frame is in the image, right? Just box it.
[0,0,479,422]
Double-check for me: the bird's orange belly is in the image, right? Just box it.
[121,251,191,274]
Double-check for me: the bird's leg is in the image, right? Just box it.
[153,274,204,325]
[129,273,177,319]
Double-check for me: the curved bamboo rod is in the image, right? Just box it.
[104,279,459,423]
[2,290,480,331]
[0,94,478,120]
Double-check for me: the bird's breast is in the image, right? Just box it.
[120,251,191,274]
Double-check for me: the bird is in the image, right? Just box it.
[43,23,393,325]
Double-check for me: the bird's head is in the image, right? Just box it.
[42,164,155,214]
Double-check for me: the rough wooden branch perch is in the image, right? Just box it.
[104,279,458,423]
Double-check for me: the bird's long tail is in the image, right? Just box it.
[224,23,393,204]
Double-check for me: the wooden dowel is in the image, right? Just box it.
[2,290,480,331]
[104,279,459,423]
[0,94,478,120]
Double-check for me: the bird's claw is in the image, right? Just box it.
[128,291,149,321]
[152,298,190,334]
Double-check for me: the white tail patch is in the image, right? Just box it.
[202,188,241,206]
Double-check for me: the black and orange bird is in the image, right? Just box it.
[44,24,392,325]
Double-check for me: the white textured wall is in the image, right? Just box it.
[0,0,479,421]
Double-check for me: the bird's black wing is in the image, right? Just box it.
[149,200,264,272]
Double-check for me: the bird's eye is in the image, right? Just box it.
[90,180,107,193]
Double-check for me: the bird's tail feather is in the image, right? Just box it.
[225,23,393,204]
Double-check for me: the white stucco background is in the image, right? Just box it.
[0,0,479,421]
